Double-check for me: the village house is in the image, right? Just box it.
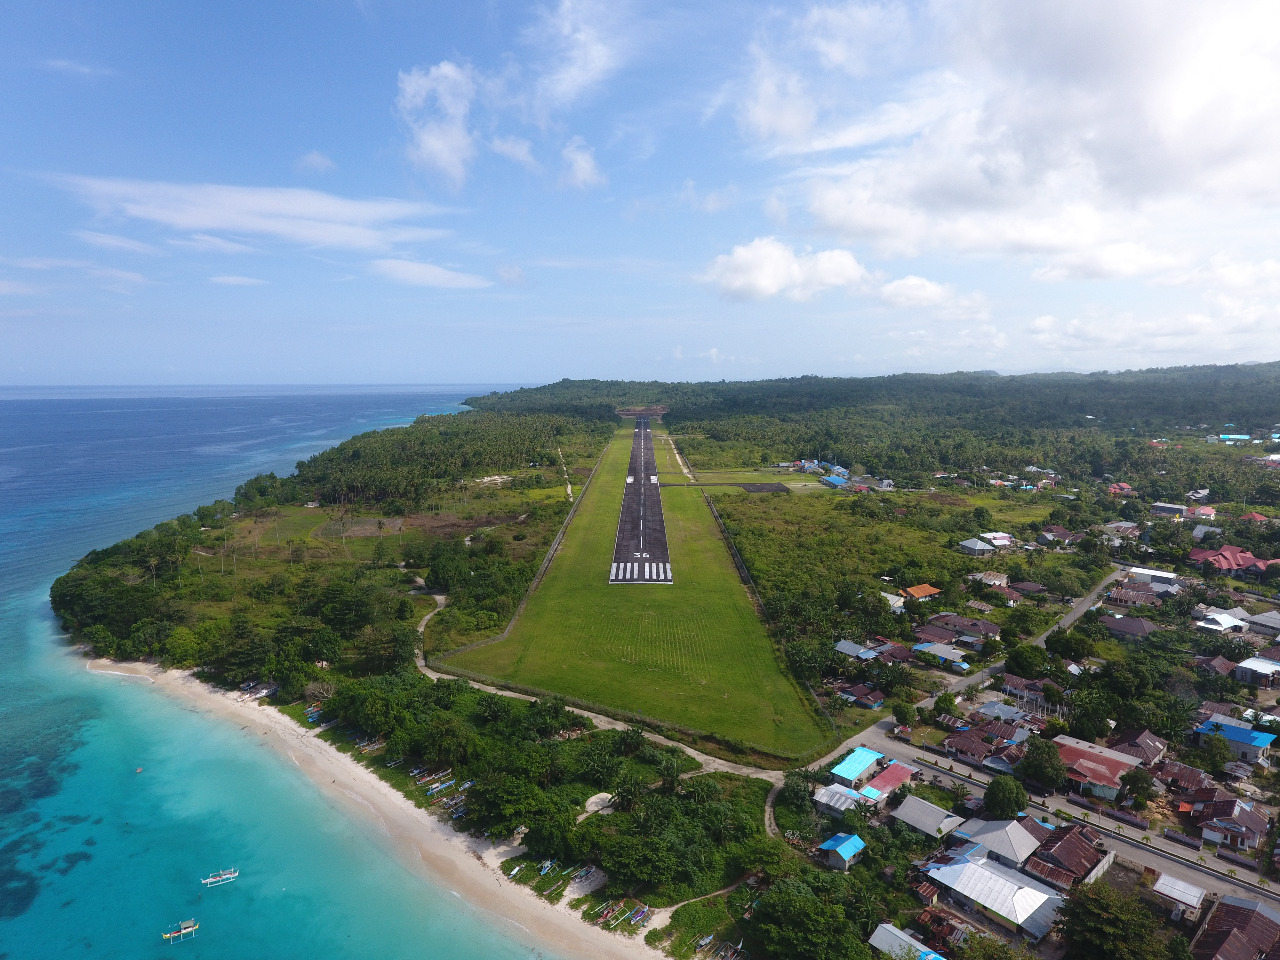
[843,683,886,709]
[1053,736,1140,801]
[1233,656,1280,689]
[959,537,996,557]
[968,570,1009,588]
[1191,896,1280,960]
[1152,760,1213,795]
[819,833,867,871]
[892,795,965,839]
[1022,824,1113,891]
[1247,610,1280,637]
[1104,615,1161,640]
[922,844,1064,941]
[914,623,961,645]
[867,923,943,960]
[1197,796,1269,851]
[1108,729,1168,766]
[856,761,919,806]
[988,584,1022,606]
[930,612,1001,638]
[953,817,1048,868]
[1190,544,1280,579]
[1151,501,1187,518]
[1191,655,1238,678]
[902,584,943,602]
[1194,719,1275,765]
[1151,874,1206,922]
[1010,581,1046,596]
[1002,675,1063,707]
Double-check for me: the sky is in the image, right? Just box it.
[4,1,1280,385]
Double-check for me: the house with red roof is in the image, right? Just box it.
[1108,482,1133,496]
[1241,512,1271,523]
[1189,544,1280,579]
[1053,735,1139,801]
[902,584,943,601]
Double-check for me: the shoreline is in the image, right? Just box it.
[85,657,662,960]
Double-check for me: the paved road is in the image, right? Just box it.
[937,564,1127,696]
[609,416,672,583]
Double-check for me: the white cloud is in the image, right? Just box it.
[209,275,266,286]
[59,177,447,250]
[298,150,335,173]
[879,275,950,307]
[397,61,478,187]
[491,135,539,170]
[74,230,159,254]
[733,0,1280,291]
[0,280,36,295]
[700,236,867,300]
[527,0,625,118]
[371,258,491,289]
[168,233,255,254]
[740,50,816,142]
[561,136,606,189]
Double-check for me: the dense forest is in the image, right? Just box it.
[466,363,1280,432]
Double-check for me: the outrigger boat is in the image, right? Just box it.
[162,918,198,942]
[201,867,239,886]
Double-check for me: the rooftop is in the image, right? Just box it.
[954,818,1042,865]
[1152,873,1206,909]
[1196,721,1277,748]
[818,832,866,860]
[831,747,884,783]
[892,795,966,837]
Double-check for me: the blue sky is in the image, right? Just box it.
[4,1,1280,384]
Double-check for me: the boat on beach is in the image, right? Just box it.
[162,918,198,942]
[201,867,239,886]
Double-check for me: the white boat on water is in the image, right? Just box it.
[201,868,239,886]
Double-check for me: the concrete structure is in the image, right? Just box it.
[1127,566,1181,586]
[1194,720,1275,765]
[1151,874,1206,921]
[1233,656,1280,689]
[830,747,884,787]
[959,538,995,557]
[818,832,866,871]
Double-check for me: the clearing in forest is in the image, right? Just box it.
[448,422,827,758]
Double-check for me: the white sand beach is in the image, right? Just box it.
[86,658,662,960]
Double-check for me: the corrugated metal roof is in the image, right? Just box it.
[868,923,946,960]
[892,795,965,837]
[926,849,1062,937]
[1152,874,1205,909]
[813,784,860,813]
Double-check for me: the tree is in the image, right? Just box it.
[891,700,915,727]
[1201,730,1232,774]
[752,877,871,960]
[1017,736,1067,789]
[1006,643,1049,678]
[973,506,993,528]
[1120,768,1156,805]
[984,775,1028,819]
[1058,882,1165,960]
[934,692,958,717]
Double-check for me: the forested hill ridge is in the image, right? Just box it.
[466,362,1280,431]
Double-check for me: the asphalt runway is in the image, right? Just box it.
[609,417,673,584]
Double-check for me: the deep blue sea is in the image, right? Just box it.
[0,388,559,959]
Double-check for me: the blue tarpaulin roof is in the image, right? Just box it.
[831,747,883,784]
[1196,722,1276,748]
[819,833,866,860]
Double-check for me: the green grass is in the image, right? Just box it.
[449,425,828,757]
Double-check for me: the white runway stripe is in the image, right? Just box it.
[665,563,671,580]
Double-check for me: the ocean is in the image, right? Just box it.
[0,388,559,959]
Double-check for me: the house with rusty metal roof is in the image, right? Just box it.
[1192,896,1280,960]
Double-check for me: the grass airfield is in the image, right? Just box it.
[449,423,828,758]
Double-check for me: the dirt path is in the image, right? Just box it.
[415,594,448,633]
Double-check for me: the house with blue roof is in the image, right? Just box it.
[822,475,848,489]
[831,747,883,787]
[819,832,866,871]
[1195,720,1276,765]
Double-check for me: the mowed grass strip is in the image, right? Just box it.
[449,424,826,756]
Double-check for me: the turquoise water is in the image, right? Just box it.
[0,390,558,959]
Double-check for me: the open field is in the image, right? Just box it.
[651,427,691,483]
[449,424,828,758]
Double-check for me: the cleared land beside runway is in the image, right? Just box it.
[448,422,826,757]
